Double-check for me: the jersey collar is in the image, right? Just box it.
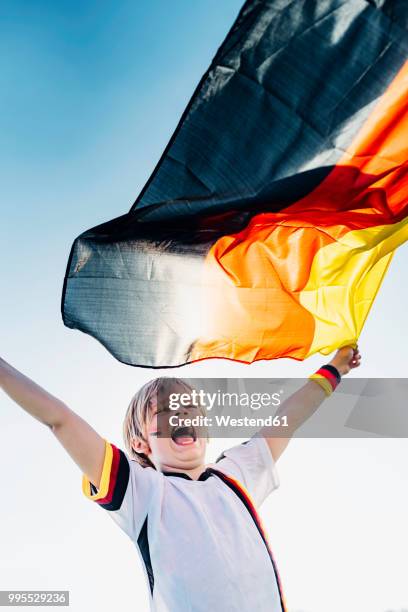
[162,467,214,481]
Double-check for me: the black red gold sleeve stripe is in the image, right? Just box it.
[82,440,130,511]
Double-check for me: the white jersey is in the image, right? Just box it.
[82,436,286,612]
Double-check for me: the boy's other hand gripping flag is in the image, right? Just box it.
[62,0,408,368]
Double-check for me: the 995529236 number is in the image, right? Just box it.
[0,591,69,606]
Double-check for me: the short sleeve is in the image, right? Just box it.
[213,435,279,507]
[82,440,158,540]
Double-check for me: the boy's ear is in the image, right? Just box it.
[131,437,150,455]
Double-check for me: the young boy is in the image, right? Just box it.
[0,346,361,611]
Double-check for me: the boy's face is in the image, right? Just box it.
[134,383,209,473]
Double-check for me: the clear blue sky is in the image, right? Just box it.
[0,0,248,352]
[1,3,407,612]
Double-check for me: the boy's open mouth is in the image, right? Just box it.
[171,425,197,446]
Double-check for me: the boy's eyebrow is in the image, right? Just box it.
[153,406,171,414]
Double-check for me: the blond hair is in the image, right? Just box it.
[123,376,195,468]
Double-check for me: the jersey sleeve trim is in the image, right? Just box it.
[82,440,130,511]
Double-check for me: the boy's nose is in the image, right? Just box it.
[174,408,192,418]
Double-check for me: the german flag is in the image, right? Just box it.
[62,0,408,367]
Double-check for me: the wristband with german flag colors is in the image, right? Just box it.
[308,364,341,396]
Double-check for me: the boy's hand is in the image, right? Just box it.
[328,345,361,376]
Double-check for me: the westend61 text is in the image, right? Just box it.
[169,414,289,428]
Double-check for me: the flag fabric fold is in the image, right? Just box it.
[62,0,408,367]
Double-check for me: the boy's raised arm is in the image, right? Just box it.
[0,356,105,489]
[260,346,361,462]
